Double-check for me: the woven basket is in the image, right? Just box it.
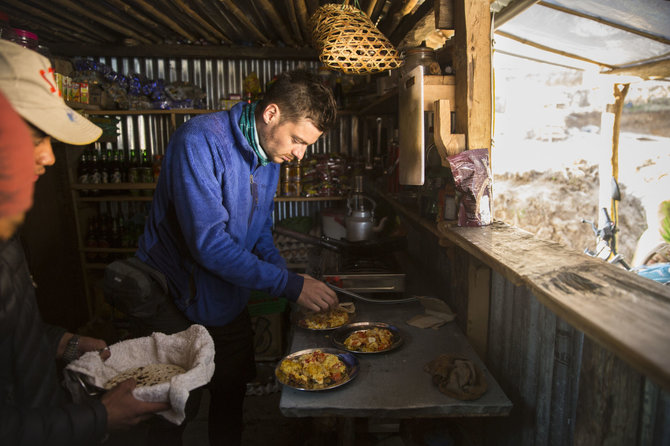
[310,2,403,75]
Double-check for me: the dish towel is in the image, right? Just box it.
[424,354,487,400]
[66,324,215,425]
[406,296,456,329]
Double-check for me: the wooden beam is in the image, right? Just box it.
[284,0,305,46]
[171,0,230,44]
[452,0,492,151]
[82,1,163,43]
[433,99,466,161]
[391,0,435,47]
[493,0,539,29]
[4,0,117,43]
[538,1,670,47]
[609,82,629,252]
[104,0,173,40]
[495,30,615,69]
[218,0,271,45]
[191,0,239,42]
[105,0,171,38]
[255,0,298,47]
[381,0,420,37]
[435,0,455,29]
[130,0,198,42]
[306,0,320,17]
[50,0,153,44]
[1,5,99,44]
[295,0,311,43]
[366,0,381,18]
[48,43,319,60]
[467,257,491,359]
[603,58,670,80]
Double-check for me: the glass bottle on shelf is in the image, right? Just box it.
[118,148,128,183]
[89,148,101,196]
[127,149,139,183]
[77,150,89,196]
[140,149,153,196]
[100,148,109,186]
[110,149,122,193]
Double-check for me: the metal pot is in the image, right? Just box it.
[345,195,387,241]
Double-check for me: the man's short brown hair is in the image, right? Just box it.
[258,69,337,132]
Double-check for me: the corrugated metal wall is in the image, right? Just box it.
[89,56,351,223]
[485,271,583,445]
[484,270,670,446]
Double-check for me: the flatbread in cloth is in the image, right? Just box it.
[104,364,187,389]
[66,324,215,425]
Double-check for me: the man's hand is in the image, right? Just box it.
[78,335,111,360]
[102,379,171,431]
[296,274,338,312]
[57,333,111,361]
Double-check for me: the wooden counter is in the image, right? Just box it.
[439,220,670,391]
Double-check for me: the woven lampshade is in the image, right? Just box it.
[310,2,403,75]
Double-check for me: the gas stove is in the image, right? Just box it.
[317,250,406,295]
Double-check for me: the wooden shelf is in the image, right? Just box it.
[72,183,156,190]
[341,88,398,116]
[82,109,218,116]
[274,196,346,202]
[77,195,154,202]
[80,247,137,253]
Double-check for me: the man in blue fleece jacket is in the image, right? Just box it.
[136,69,339,445]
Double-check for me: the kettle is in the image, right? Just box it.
[345,194,387,241]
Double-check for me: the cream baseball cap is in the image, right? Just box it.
[0,39,102,145]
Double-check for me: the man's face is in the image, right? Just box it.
[27,125,55,179]
[257,104,322,164]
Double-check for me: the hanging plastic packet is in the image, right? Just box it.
[447,148,492,227]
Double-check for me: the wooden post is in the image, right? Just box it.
[452,0,492,155]
[598,81,629,236]
[467,257,491,358]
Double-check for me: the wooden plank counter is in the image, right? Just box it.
[438,220,670,391]
[279,299,512,419]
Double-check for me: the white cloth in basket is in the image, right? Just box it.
[66,324,215,425]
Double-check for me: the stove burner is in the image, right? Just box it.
[340,256,395,274]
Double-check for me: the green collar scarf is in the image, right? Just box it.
[239,101,270,166]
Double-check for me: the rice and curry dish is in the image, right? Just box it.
[297,307,350,330]
[276,349,348,390]
[343,327,394,352]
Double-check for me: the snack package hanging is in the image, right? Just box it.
[447,148,492,227]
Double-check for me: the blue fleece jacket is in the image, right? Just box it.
[136,102,304,327]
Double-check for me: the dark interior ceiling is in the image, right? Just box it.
[0,0,447,59]
[1,0,668,79]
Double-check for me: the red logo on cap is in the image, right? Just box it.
[39,68,60,97]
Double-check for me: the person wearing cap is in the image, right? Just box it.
[0,91,34,241]
[0,40,170,445]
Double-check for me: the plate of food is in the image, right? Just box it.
[293,302,355,331]
[275,348,359,391]
[332,322,403,354]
